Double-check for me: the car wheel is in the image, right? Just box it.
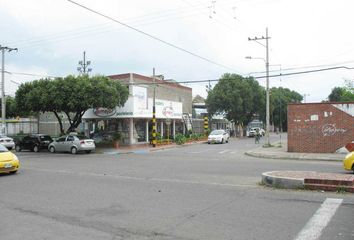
[9,170,17,174]
[15,145,21,152]
[49,146,55,153]
[221,138,224,144]
[208,142,210,144]
[226,138,229,143]
[33,145,39,152]
[71,147,78,154]
[7,147,12,150]
[85,150,91,154]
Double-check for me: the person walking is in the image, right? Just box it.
[255,128,260,144]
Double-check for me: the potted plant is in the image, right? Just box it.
[113,132,121,149]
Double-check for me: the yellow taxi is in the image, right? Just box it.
[343,151,354,173]
[0,144,20,174]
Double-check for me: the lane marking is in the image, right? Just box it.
[189,149,213,154]
[294,198,343,240]
[219,149,230,154]
[23,167,258,189]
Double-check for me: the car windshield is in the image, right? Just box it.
[210,130,224,135]
[0,144,9,152]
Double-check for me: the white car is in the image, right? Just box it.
[0,135,15,150]
[208,129,230,144]
[48,134,95,154]
[248,127,265,137]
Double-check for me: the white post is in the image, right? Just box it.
[173,119,176,138]
[129,118,134,144]
[1,49,5,135]
[146,120,149,143]
[160,121,164,138]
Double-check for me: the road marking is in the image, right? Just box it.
[219,149,230,154]
[23,167,258,189]
[189,149,212,154]
[294,198,343,240]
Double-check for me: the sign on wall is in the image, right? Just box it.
[83,96,182,119]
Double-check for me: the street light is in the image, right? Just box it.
[247,28,271,146]
[245,54,270,146]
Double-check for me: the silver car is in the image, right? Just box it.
[48,135,95,154]
[208,129,230,144]
[0,135,15,150]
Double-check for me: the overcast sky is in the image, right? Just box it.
[1,0,353,102]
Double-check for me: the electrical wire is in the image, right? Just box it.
[6,1,231,49]
[248,60,354,75]
[3,65,354,87]
[66,0,240,72]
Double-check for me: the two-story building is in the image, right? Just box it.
[82,73,192,145]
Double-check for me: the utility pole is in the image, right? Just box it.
[152,68,157,147]
[1,46,17,135]
[303,93,310,103]
[77,51,92,75]
[248,27,271,146]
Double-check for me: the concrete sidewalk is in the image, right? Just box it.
[247,139,353,192]
[245,141,344,162]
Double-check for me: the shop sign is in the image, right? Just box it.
[93,107,117,117]
[162,106,174,118]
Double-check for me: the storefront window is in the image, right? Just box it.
[134,119,147,142]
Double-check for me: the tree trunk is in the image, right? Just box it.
[66,111,85,133]
[53,111,64,134]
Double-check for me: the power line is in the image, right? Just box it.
[3,64,353,88]
[124,65,354,86]
[0,69,58,79]
[66,0,240,73]
[248,60,354,75]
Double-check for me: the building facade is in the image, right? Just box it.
[82,73,193,145]
[288,102,354,153]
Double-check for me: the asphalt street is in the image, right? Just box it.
[1,135,353,240]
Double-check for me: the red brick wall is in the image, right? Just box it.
[288,102,354,153]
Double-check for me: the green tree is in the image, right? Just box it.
[206,73,265,126]
[0,96,17,118]
[270,87,302,131]
[15,75,129,134]
[328,80,354,102]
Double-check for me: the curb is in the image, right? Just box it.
[100,140,208,155]
[262,171,304,189]
[245,150,342,162]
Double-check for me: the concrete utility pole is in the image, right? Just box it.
[77,51,92,74]
[0,46,17,135]
[248,28,271,146]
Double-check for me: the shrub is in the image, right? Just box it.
[190,133,199,141]
[174,133,186,145]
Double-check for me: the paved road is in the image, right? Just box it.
[1,135,353,240]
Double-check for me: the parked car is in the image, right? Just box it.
[48,134,95,154]
[0,144,20,174]
[248,127,265,137]
[343,151,354,173]
[15,134,53,152]
[208,129,229,144]
[0,135,15,150]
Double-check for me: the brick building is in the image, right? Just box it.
[288,102,354,153]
